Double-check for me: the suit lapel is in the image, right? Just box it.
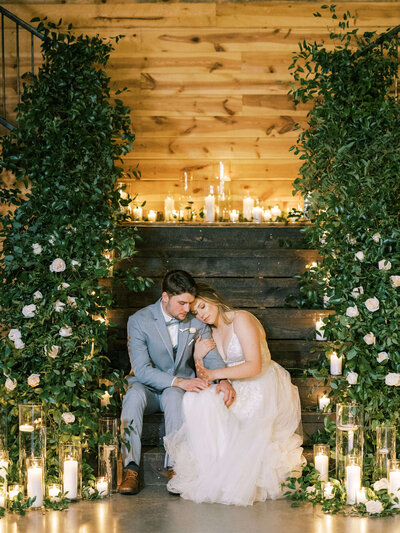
[175,318,190,368]
[151,300,174,362]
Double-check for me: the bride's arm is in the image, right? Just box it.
[196,312,263,381]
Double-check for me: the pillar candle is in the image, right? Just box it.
[96,477,108,497]
[252,205,263,223]
[230,210,239,223]
[389,470,400,494]
[205,187,215,222]
[164,196,175,221]
[346,465,361,504]
[27,464,43,508]
[319,395,330,411]
[243,196,254,221]
[330,352,342,375]
[271,205,282,219]
[48,484,61,502]
[63,458,78,499]
[147,210,157,223]
[263,209,272,222]
[315,454,329,482]
[132,206,142,221]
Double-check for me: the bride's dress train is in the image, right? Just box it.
[164,323,305,506]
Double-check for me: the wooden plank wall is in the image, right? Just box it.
[2,1,400,211]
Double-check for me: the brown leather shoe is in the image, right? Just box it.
[119,469,140,495]
[167,468,180,496]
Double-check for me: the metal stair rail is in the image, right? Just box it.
[0,6,43,131]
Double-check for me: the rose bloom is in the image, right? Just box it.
[50,258,66,273]
[67,296,77,307]
[377,352,389,363]
[365,297,380,312]
[32,243,42,255]
[346,305,359,318]
[5,377,17,392]
[71,260,81,267]
[385,373,400,386]
[14,338,25,349]
[365,500,383,515]
[45,345,60,359]
[390,275,400,288]
[61,412,75,424]
[8,328,21,341]
[58,282,70,290]
[378,259,392,271]
[27,374,40,387]
[372,233,381,243]
[346,372,358,385]
[354,251,365,261]
[351,286,364,299]
[22,304,36,318]
[54,300,65,312]
[33,291,43,300]
[363,332,376,345]
[373,478,388,492]
[59,326,72,337]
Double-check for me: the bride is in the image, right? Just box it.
[164,284,305,506]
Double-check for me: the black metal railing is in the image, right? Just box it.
[0,6,43,131]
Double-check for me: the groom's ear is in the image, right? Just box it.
[161,291,169,304]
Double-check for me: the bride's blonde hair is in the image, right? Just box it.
[195,283,235,325]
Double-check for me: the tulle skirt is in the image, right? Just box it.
[164,361,305,506]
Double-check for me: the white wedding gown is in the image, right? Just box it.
[164,321,305,506]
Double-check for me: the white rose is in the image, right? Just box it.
[50,258,66,273]
[5,377,17,392]
[71,260,81,267]
[385,373,400,386]
[365,297,380,312]
[363,332,376,345]
[354,251,365,261]
[54,300,65,312]
[67,296,77,307]
[351,286,364,299]
[8,328,21,341]
[88,487,95,496]
[373,478,389,491]
[306,486,316,494]
[365,500,383,515]
[45,345,60,359]
[189,327,197,334]
[14,338,25,349]
[22,304,36,318]
[372,233,381,243]
[378,259,392,271]
[346,234,357,245]
[32,243,42,255]
[390,276,400,288]
[377,352,389,363]
[346,372,358,385]
[58,282,70,290]
[59,326,72,337]
[33,291,43,300]
[346,305,359,318]
[61,412,75,424]
[27,374,40,387]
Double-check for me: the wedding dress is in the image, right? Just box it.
[164,320,305,506]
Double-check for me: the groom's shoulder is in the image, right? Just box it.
[128,300,159,325]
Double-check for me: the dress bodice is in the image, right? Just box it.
[224,321,271,369]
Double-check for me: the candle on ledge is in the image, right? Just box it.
[345,462,361,505]
[243,195,254,221]
[205,186,215,223]
[230,210,239,223]
[252,204,263,223]
[96,477,109,498]
[19,424,34,432]
[319,395,330,411]
[63,457,78,500]
[48,484,61,502]
[330,352,342,375]
[388,460,400,494]
[271,205,282,219]
[147,210,157,223]
[164,196,175,221]
[315,317,327,341]
[263,209,272,222]
[131,206,142,221]
[27,461,43,508]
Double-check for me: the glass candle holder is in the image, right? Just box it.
[330,352,342,375]
[388,459,400,494]
[47,483,62,502]
[314,444,330,482]
[26,457,44,509]
[376,426,396,478]
[336,403,364,481]
[345,455,362,505]
[8,484,23,501]
[99,416,118,443]
[318,395,331,412]
[98,444,118,494]
[95,476,110,498]
[19,405,46,464]
[60,440,82,500]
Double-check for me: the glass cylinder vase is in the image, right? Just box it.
[345,454,362,505]
[388,459,400,495]
[26,456,44,509]
[336,403,364,481]
[376,426,396,479]
[314,444,330,482]
[99,415,119,493]
[60,440,82,500]
[19,405,46,466]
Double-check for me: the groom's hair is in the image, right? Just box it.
[162,270,197,296]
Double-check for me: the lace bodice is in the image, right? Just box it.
[224,322,271,369]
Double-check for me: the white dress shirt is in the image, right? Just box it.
[160,303,179,348]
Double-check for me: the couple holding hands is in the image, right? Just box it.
[120,270,304,506]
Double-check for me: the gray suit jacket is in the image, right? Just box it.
[127,299,226,392]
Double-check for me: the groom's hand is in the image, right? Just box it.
[216,380,236,408]
[173,377,209,392]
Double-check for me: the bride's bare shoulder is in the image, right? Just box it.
[233,310,265,336]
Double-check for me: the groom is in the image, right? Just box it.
[120,270,235,495]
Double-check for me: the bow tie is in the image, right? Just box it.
[166,318,180,326]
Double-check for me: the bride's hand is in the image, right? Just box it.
[194,336,216,361]
[195,359,215,382]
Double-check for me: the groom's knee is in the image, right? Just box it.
[121,382,148,426]
[160,386,185,412]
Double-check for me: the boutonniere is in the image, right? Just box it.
[179,327,197,335]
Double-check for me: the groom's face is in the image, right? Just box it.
[162,292,195,321]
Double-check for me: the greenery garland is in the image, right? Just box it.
[286,5,400,516]
[0,20,150,487]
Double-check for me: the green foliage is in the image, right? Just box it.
[289,5,400,456]
[0,20,150,482]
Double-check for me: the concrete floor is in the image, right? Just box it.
[2,487,400,533]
